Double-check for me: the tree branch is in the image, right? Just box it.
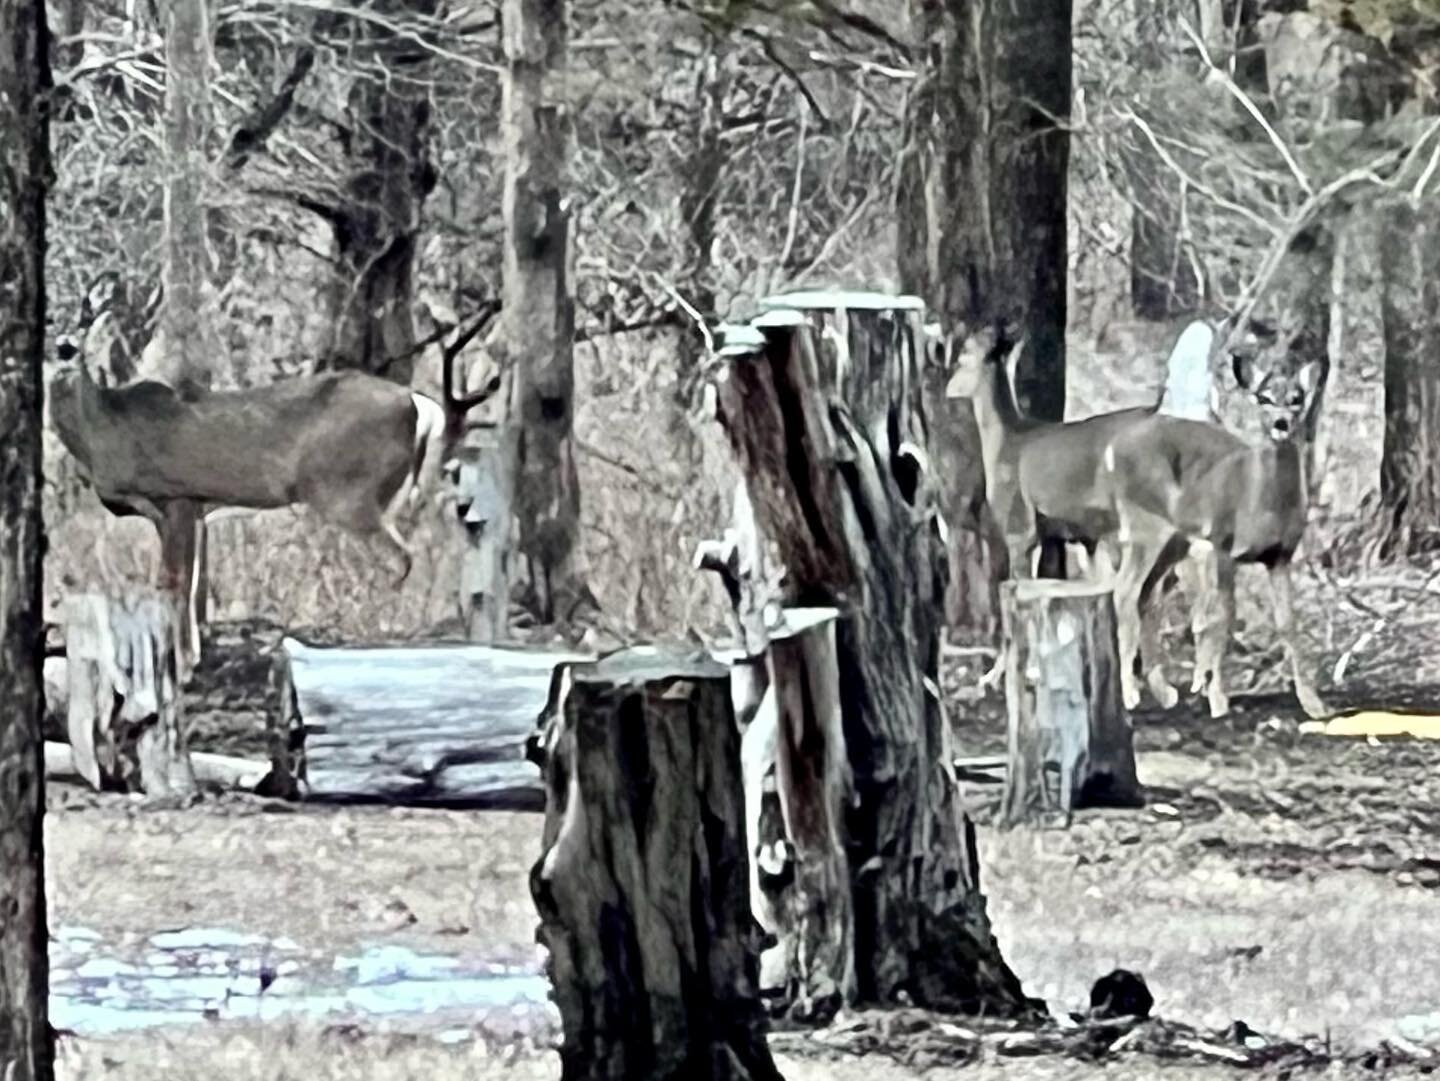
[225,44,317,170]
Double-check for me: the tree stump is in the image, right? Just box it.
[1000,579,1140,828]
[710,291,1032,1015]
[62,592,195,798]
[451,428,513,644]
[530,647,783,1081]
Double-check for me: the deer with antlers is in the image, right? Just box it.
[49,280,504,667]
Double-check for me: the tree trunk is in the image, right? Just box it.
[498,0,592,624]
[0,0,54,1072]
[324,0,436,383]
[1380,203,1440,551]
[673,33,727,421]
[152,0,215,673]
[899,0,1071,615]
[899,0,1070,422]
[712,292,1032,1015]
[453,426,515,643]
[157,0,214,398]
[530,648,784,1081]
[62,593,196,798]
[999,580,1139,828]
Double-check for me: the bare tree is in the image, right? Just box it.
[0,0,54,1075]
[495,0,594,624]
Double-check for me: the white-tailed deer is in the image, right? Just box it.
[940,317,1226,697]
[50,284,503,666]
[1103,351,1329,719]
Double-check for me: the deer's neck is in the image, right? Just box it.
[49,369,100,466]
[969,360,1026,477]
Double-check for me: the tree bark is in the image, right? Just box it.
[0,0,54,1072]
[62,593,196,798]
[898,0,1071,614]
[324,0,436,383]
[898,0,1070,422]
[712,293,1032,1014]
[497,0,592,624]
[1380,203,1440,550]
[999,580,1139,828]
[530,648,784,1081]
[158,0,214,398]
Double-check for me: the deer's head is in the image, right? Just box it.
[1227,319,1326,444]
[944,320,1025,400]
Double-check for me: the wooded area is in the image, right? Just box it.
[7,0,1440,1076]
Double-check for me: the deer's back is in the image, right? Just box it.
[86,371,417,508]
[1014,407,1152,539]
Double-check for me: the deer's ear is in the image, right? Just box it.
[1231,352,1257,389]
[1297,359,1324,398]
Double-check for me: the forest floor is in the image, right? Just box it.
[42,566,1440,1080]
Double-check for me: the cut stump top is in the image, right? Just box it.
[573,646,730,688]
[1007,579,1116,602]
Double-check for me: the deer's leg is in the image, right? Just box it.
[1196,551,1236,719]
[1267,559,1329,719]
[1173,554,1210,694]
[1114,535,1159,712]
[976,531,1035,694]
[378,519,415,588]
[1137,536,1185,711]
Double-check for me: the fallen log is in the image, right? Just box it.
[530,646,784,1081]
[44,741,267,792]
[270,636,590,809]
[1000,579,1141,827]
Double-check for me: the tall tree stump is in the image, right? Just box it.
[62,593,195,798]
[711,291,1031,1015]
[1000,579,1140,828]
[530,648,783,1081]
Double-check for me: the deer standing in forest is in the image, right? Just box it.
[49,282,503,667]
[1103,351,1329,719]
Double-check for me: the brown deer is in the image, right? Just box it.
[1103,350,1329,719]
[49,285,503,665]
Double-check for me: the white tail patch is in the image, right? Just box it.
[407,392,448,512]
[1157,319,1216,422]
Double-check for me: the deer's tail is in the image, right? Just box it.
[407,392,448,513]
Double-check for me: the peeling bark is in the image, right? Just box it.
[0,0,54,1072]
[710,293,1032,1015]
[530,648,784,1081]
[1000,580,1140,828]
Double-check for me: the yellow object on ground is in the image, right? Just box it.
[1298,711,1440,739]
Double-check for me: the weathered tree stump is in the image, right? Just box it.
[1000,579,1141,827]
[62,592,195,798]
[710,291,1031,1016]
[271,637,587,808]
[530,647,783,1081]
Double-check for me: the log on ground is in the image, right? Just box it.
[530,646,784,1081]
[1000,578,1141,827]
[271,637,590,809]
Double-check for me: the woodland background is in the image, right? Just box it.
[37,0,1440,645]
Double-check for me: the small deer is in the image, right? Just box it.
[1102,350,1329,719]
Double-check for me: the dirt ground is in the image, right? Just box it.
[42,587,1440,1081]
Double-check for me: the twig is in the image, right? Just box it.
[1179,18,1311,196]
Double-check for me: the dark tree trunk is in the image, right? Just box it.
[530,648,784,1081]
[325,0,436,384]
[712,293,1032,1015]
[0,0,54,1074]
[496,0,593,624]
[899,0,1072,614]
[1380,203,1440,550]
[899,0,1070,421]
